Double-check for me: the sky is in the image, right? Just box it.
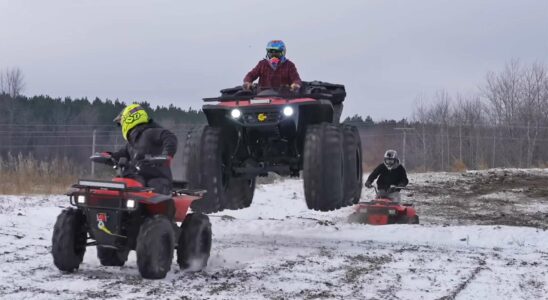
[0,0,547,120]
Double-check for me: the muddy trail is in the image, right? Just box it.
[410,169,548,229]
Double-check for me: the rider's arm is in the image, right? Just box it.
[287,61,302,85]
[243,60,263,84]
[398,166,409,187]
[157,129,178,157]
[111,144,130,160]
[366,164,383,184]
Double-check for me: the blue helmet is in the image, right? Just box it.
[266,40,286,59]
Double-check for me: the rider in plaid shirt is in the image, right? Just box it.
[243,40,302,91]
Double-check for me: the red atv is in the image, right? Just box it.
[52,153,212,279]
[348,186,419,225]
[182,82,362,213]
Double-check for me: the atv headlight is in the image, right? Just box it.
[126,199,136,209]
[231,109,242,119]
[358,207,368,214]
[77,195,86,204]
[388,209,396,215]
[283,106,294,117]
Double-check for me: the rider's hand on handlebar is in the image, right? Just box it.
[290,83,301,92]
[100,151,112,158]
[364,181,373,188]
[242,82,252,91]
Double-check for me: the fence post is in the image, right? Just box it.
[91,129,96,176]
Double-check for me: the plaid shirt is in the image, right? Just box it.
[243,59,302,89]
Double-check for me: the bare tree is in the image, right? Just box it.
[0,68,25,97]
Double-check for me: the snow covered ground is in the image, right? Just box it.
[0,170,547,299]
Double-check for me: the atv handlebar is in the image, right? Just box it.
[90,153,169,171]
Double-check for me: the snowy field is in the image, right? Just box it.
[0,169,547,299]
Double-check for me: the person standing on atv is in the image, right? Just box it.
[107,104,178,195]
[364,150,409,202]
[243,40,302,93]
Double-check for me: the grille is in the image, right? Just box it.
[243,111,281,124]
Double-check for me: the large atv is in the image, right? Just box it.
[52,153,212,279]
[183,81,362,213]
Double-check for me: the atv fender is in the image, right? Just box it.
[173,195,200,222]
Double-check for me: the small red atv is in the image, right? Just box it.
[348,187,419,225]
[52,153,212,279]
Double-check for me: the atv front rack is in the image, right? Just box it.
[202,92,334,102]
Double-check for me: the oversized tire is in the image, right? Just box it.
[136,215,174,279]
[52,208,87,272]
[97,246,129,267]
[190,126,256,213]
[303,123,345,211]
[342,125,363,206]
[177,213,212,271]
[182,125,206,188]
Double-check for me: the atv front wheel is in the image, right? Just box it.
[136,215,174,279]
[303,123,344,211]
[224,177,256,210]
[97,246,129,267]
[189,126,255,213]
[51,208,87,272]
[342,125,363,206]
[177,213,212,271]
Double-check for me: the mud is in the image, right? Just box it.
[410,169,548,229]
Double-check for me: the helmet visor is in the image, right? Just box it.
[267,49,283,58]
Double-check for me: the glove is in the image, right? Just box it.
[100,151,112,158]
[242,82,252,90]
[290,83,301,92]
[364,181,372,188]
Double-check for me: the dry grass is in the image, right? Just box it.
[0,153,80,194]
[451,160,468,172]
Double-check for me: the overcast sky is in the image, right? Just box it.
[0,0,547,120]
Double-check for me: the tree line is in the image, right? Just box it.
[351,60,548,171]
[1,61,547,174]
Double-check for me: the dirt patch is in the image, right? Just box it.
[412,169,548,229]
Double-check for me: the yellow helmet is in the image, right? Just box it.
[114,104,149,140]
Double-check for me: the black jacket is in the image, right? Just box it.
[366,161,408,191]
[112,121,177,181]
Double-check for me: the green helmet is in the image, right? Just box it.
[114,104,149,140]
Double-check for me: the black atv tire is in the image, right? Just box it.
[52,208,87,272]
[397,215,420,224]
[97,246,129,267]
[177,213,212,271]
[224,177,256,210]
[190,126,255,213]
[136,215,174,279]
[342,125,363,206]
[303,123,345,211]
[182,125,206,188]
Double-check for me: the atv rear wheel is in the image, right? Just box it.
[342,125,363,206]
[97,246,129,267]
[303,123,344,211]
[52,208,87,272]
[177,213,212,271]
[136,215,174,279]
